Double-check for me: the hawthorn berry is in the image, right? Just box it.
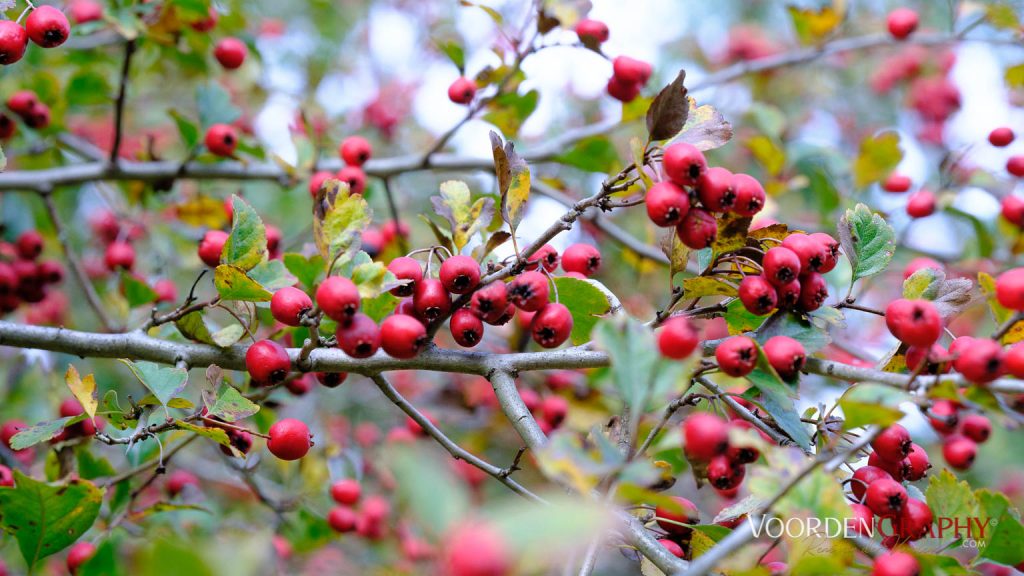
[952,337,1004,384]
[198,230,228,267]
[871,551,919,576]
[612,56,652,85]
[6,90,37,115]
[797,272,828,312]
[317,276,360,321]
[715,336,758,377]
[655,496,700,536]
[339,136,372,166]
[708,455,745,490]
[697,166,736,212]
[387,256,422,297]
[507,271,549,312]
[531,303,573,348]
[270,286,313,326]
[541,395,569,427]
[574,18,609,44]
[470,281,508,318]
[266,225,282,256]
[658,539,685,558]
[66,541,97,575]
[662,142,707,187]
[246,339,291,384]
[0,21,28,65]
[906,190,936,218]
[904,443,931,481]
[309,171,332,197]
[153,278,177,302]
[328,506,358,533]
[1002,195,1024,226]
[442,522,511,576]
[809,233,840,272]
[865,477,908,517]
[214,37,247,69]
[450,308,484,348]
[380,313,427,358]
[15,230,44,260]
[561,243,601,276]
[851,465,892,502]
[882,173,912,193]
[726,420,761,464]
[447,77,476,105]
[895,498,933,541]
[872,423,912,463]
[483,303,516,326]
[205,123,238,157]
[995,268,1024,310]
[961,414,991,444]
[0,113,14,139]
[104,241,135,271]
[316,371,348,388]
[887,8,919,40]
[781,234,827,273]
[606,75,641,103]
[847,502,874,536]
[267,418,313,461]
[337,313,380,358]
[645,181,690,227]
[989,126,1014,147]
[23,103,49,129]
[166,470,200,497]
[657,316,699,359]
[335,165,366,195]
[413,278,451,321]
[440,255,481,294]
[905,343,949,374]
[26,6,70,48]
[683,412,730,461]
[0,464,12,487]
[1005,343,1024,378]
[942,434,977,470]
[885,298,941,347]
[1008,155,1024,178]
[731,173,766,217]
[331,478,361,505]
[677,208,717,249]
[739,275,778,315]
[927,398,960,434]
[526,244,559,272]
[763,335,805,380]
[762,247,801,287]
[190,7,218,32]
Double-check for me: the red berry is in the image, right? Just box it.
[331,478,361,505]
[872,551,919,576]
[961,414,991,444]
[574,18,609,44]
[0,464,12,487]
[884,299,941,347]
[612,56,652,85]
[6,90,37,115]
[245,339,291,384]
[905,343,949,374]
[809,233,840,273]
[865,478,908,518]
[507,271,549,312]
[725,420,761,464]
[440,255,481,294]
[715,336,758,377]
[336,165,366,195]
[762,247,801,287]
[541,395,568,427]
[15,230,44,260]
[316,371,348,388]
[380,313,427,358]
[1003,195,1024,227]
[309,171,332,197]
[882,173,912,193]
[662,142,707,187]
[781,233,827,273]
[104,241,135,271]
[339,136,372,166]
[166,469,200,497]
[895,498,933,541]
[952,337,1004,384]
[153,278,177,302]
[645,181,690,227]
[266,225,282,256]
[442,522,511,576]
[267,418,313,461]
[739,275,777,315]
[23,103,49,129]
[657,317,699,359]
[682,412,729,461]
[606,75,641,102]
[413,278,451,321]
[337,313,380,358]
[205,123,238,157]
[657,539,685,558]
[447,77,476,105]
[469,281,508,318]
[996,267,1024,310]
[198,230,228,267]
[561,244,601,276]
[697,166,736,212]
[942,434,977,470]
[763,335,806,380]
[270,286,313,326]
[851,465,892,502]
[0,21,28,65]
[66,541,97,575]
[328,505,358,532]
[847,502,874,536]
[906,190,935,218]
[214,37,247,69]
[317,276,360,321]
[26,6,70,48]
[676,208,717,249]
[387,256,422,297]
[531,303,573,348]
[927,399,960,434]
[190,7,217,31]
[904,443,931,481]
[797,272,828,312]
[708,455,745,490]
[887,8,919,40]
[1005,343,1024,377]
[989,126,1015,147]
[0,112,14,139]
[526,244,559,272]
[450,308,484,348]
[1008,155,1024,178]
[872,423,912,463]
[731,173,766,217]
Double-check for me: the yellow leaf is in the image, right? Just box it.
[630,136,653,190]
[853,131,902,188]
[746,135,786,176]
[787,3,845,44]
[176,195,229,229]
[673,97,733,152]
[65,365,97,420]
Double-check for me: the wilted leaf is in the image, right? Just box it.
[476,230,512,261]
[209,386,260,422]
[65,366,97,420]
[492,134,531,247]
[659,230,690,280]
[646,70,689,141]
[312,179,372,265]
[432,181,495,252]
[711,212,752,258]
[838,203,895,281]
[672,97,733,151]
[852,131,902,188]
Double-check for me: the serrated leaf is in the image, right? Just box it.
[248,259,296,291]
[120,272,158,307]
[672,98,733,151]
[682,276,737,298]
[838,203,895,281]
[903,267,974,319]
[282,253,324,290]
[552,277,613,345]
[646,70,689,142]
[432,181,495,252]
[853,131,902,188]
[214,265,272,302]
[65,366,97,420]
[926,469,978,549]
[352,262,394,298]
[208,387,259,422]
[120,360,188,408]
[211,324,245,347]
[837,383,908,429]
[175,311,215,345]
[0,472,103,569]
[168,109,200,150]
[222,195,267,271]
[312,179,372,265]
[9,416,86,450]
[196,82,241,128]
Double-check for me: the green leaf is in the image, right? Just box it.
[903,267,944,300]
[724,299,768,335]
[75,449,116,481]
[211,324,245,347]
[838,203,895,281]
[682,276,737,299]
[853,131,902,188]
[312,179,372,264]
[436,39,465,71]
[283,253,325,290]
[745,357,813,450]
[137,395,193,410]
[0,471,103,569]
[385,447,470,538]
[431,180,495,253]
[196,81,241,128]
[672,98,733,151]
[120,272,158,307]
[555,137,620,173]
[67,71,112,106]
[120,360,189,408]
[9,415,85,450]
[552,277,614,345]
[975,489,1024,566]
[483,89,538,136]
[214,265,272,302]
[248,259,296,291]
[222,195,267,271]
[754,311,831,353]
[837,383,908,430]
[645,70,689,142]
[208,387,259,422]
[926,469,978,544]
[362,291,400,323]
[173,420,236,453]
[175,311,215,345]
[102,390,135,431]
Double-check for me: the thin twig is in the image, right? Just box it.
[109,40,137,164]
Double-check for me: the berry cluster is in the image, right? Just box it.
[714,335,807,381]
[4,89,52,138]
[0,5,70,67]
[0,230,65,316]
[307,135,374,197]
[737,232,839,316]
[646,142,766,249]
[325,479,395,541]
[682,413,765,498]
[606,56,652,103]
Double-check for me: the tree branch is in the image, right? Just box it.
[109,39,137,164]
